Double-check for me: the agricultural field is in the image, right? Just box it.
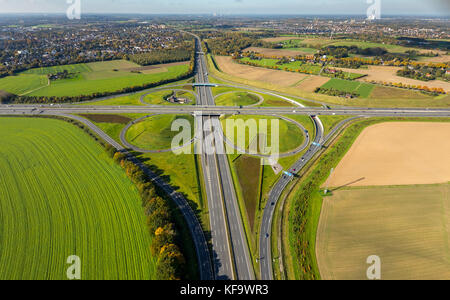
[125,114,194,151]
[215,91,262,106]
[317,121,450,280]
[209,55,450,108]
[0,60,190,97]
[369,85,434,100]
[214,56,309,87]
[241,57,323,75]
[326,122,450,187]
[244,47,309,58]
[320,78,375,98]
[316,183,450,280]
[335,66,450,93]
[0,74,48,95]
[0,117,156,280]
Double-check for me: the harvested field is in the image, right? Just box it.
[214,56,308,87]
[244,47,306,57]
[327,122,450,187]
[416,54,450,63]
[335,65,450,93]
[79,114,132,124]
[317,183,450,280]
[369,85,433,100]
[295,76,330,92]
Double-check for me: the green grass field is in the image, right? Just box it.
[126,114,194,151]
[0,74,48,95]
[221,115,305,155]
[0,117,156,280]
[215,92,261,106]
[321,79,375,98]
[0,60,190,97]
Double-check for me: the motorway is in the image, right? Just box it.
[193,36,255,280]
[1,36,450,281]
[2,104,450,118]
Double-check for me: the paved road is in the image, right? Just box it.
[3,104,450,118]
[192,34,255,280]
[52,113,214,280]
[259,116,362,280]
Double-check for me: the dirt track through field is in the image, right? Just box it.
[327,122,450,187]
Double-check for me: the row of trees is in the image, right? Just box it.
[366,79,446,96]
[128,42,194,66]
[397,65,449,82]
[315,87,359,98]
[108,148,186,280]
[205,33,273,56]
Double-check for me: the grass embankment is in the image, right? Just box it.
[221,115,304,155]
[0,117,156,280]
[283,117,450,280]
[215,92,260,106]
[126,114,194,151]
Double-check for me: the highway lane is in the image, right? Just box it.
[194,35,235,280]
[2,105,450,118]
[194,35,255,280]
[52,113,214,280]
[259,116,362,280]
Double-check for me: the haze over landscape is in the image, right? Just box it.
[0,0,449,16]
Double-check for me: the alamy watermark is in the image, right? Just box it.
[66,255,81,280]
[366,0,381,20]
[366,255,381,280]
[66,0,81,20]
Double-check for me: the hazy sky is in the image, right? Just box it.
[0,0,449,16]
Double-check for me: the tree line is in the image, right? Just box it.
[108,149,187,280]
[128,43,194,66]
[205,33,273,56]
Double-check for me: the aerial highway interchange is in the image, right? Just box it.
[1,36,449,281]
